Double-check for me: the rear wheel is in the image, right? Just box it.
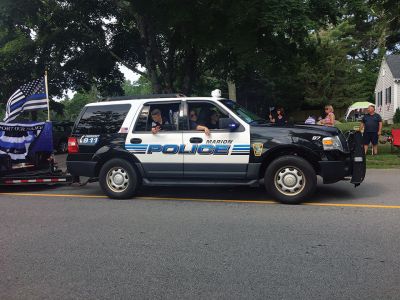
[264,155,316,204]
[99,158,140,199]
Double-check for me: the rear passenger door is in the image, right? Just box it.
[127,101,184,178]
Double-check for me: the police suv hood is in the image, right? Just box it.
[249,123,346,153]
[251,123,341,136]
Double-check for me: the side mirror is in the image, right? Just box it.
[219,117,239,131]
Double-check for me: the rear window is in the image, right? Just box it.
[74,104,131,134]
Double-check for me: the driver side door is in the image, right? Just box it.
[182,100,250,179]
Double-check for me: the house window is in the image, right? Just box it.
[377,91,383,106]
[385,87,392,105]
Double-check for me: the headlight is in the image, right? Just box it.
[322,136,343,151]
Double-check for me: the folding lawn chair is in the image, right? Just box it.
[391,129,400,154]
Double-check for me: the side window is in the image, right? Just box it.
[134,102,181,132]
[187,102,228,131]
[134,106,149,131]
[74,104,130,134]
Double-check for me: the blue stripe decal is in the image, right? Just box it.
[126,147,147,149]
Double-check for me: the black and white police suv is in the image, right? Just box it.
[67,93,366,204]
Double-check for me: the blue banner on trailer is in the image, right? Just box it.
[0,122,53,161]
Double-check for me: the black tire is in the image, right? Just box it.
[99,158,140,199]
[264,155,316,204]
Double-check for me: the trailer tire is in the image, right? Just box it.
[99,158,140,199]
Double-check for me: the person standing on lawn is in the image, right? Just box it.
[360,105,382,155]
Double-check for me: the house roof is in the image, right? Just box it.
[386,55,400,79]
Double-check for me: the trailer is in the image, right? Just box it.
[0,121,73,186]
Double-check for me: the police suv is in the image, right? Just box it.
[67,94,366,204]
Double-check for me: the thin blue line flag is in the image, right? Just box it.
[3,77,48,123]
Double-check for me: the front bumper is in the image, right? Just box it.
[319,131,366,185]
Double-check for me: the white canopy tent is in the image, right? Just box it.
[345,101,374,121]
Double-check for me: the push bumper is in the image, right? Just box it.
[319,131,366,185]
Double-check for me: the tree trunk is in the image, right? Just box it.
[182,47,197,95]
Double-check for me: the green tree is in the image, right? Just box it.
[0,0,343,98]
[61,88,99,120]
[122,77,152,96]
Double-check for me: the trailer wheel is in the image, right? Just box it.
[264,155,316,204]
[99,158,140,199]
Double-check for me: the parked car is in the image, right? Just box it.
[53,121,73,153]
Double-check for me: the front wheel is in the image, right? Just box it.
[99,158,140,199]
[264,155,316,204]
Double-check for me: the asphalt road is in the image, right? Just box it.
[1,161,400,299]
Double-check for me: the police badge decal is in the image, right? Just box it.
[252,143,263,156]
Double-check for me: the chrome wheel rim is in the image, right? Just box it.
[106,167,129,193]
[274,166,305,196]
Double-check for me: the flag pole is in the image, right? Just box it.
[44,70,50,121]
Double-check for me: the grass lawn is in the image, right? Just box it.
[366,154,400,169]
[335,122,400,169]
[365,143,400,169]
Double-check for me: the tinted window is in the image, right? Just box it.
[74,104,130,134]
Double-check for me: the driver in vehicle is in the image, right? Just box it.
[208,110,220,129]
[150,109,169,134]
[198,108,220,130]
[189,110,210,135]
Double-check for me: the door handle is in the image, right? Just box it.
[190,137,203,143]
[130,138,142,144]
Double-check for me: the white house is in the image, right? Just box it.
[375,55,400,124]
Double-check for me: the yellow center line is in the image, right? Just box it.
[0,192,399,209]
[0,192,107,199]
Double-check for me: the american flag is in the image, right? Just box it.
[3,77,48,123]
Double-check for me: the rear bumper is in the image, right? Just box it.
[67,161,97,177]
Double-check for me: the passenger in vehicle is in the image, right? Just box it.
[189,110,210,135]
[150,108,169,134]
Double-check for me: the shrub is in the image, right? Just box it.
[394,108,400,124]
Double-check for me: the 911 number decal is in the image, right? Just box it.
[79,135,99,145]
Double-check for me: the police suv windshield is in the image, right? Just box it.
[220,99,267,125]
